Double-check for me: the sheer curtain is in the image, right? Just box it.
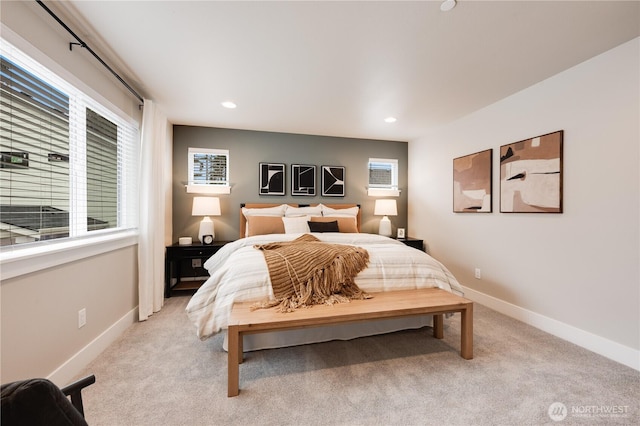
[138,99,172,321]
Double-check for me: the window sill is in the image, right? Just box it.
[0,230,138,281]
[367,188,401,197]
[185,184,231,194]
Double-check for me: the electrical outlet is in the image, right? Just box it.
[78,308,87,328]
[474,268,482,279]
[192,258,202,268]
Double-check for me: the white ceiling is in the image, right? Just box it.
[53,1,639,142]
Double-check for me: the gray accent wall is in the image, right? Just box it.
[172,126,408,242]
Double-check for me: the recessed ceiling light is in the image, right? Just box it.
[221,101,237,109]
[384,117,397,123]
[440,0,457,12]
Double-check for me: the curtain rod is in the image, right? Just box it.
[36,0,144,104]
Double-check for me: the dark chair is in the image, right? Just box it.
[1,374,95,426]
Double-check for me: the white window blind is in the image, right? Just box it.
[186,147,230,194]
[0,55,71,243]
[368,158,398,188]
[0,40,138,249]
[86,107,117,230]
[367,158,400,197]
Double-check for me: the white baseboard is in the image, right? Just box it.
[462,286,639,371]
[47,306,139,387]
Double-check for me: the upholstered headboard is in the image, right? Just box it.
[239,203,361,238]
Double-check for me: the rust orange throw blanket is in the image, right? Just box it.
[252,234,371,312]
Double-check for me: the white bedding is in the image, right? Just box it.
[186,233,464,341]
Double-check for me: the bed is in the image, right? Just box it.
[185,203,464,351]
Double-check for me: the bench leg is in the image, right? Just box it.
[460,304,473,360]
[433,314,444,339]
[228,325,240,397]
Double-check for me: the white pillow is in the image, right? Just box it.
[242,204,287,218]
[282,215,311,234]
[285,205,322,217]
[322,205,359,217]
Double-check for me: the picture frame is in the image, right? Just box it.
[500,130,563,213]
[259,162,285,196]
[397,228,405,239]
[321,166,345,197]
[291,164,316,196]
[453,149,493,213]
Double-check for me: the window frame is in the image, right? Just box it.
[367,158,400,197]
[186,147,231,194]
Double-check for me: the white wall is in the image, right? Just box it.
[1,0,141,385]
[1,247,138,383]
[408,38,639,368]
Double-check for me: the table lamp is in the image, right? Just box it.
[192,196,221,242]
[374,199,397,237]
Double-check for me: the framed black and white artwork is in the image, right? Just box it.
[259,162,285,195]
[321,165,345,197]
[291,164,316,196]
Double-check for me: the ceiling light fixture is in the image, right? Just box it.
[221,101,237,109]
[384,117,397,123]
[440,0,457,12]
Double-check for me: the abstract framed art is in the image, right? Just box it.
[291,164,316,196]
[259,162,285,196]
[453,149,492,213]
[499,130,563,213]
[321,165,345,197]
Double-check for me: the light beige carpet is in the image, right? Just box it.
[76,296,638,425]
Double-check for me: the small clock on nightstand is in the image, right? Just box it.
[202,234,214,245]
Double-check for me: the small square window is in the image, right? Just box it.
[186,148,230,194]
[368,158,400,196]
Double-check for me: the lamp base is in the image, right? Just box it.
[198,217,215,243]
[378,216,392,237]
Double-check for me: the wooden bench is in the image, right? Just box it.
[227,287,473,397]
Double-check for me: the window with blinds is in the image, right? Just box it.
[86,108,117,230]
[0,41,138,249]
[188,147,229,185]
[186,147,230,194]
[368,158,398,189]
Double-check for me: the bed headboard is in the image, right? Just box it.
[239,203,361,238]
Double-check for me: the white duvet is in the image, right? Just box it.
[185,233,464,340]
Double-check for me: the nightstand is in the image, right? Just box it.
[397,237,424,251]
[164,241,231,297]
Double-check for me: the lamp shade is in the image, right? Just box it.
[374,199,397,216]
[192,197,221,216]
